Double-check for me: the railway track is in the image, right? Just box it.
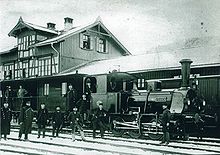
[1,136,141,155]
[7,129,220,155]
[0,142,76,155]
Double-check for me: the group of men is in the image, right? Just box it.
[1,97,108,142]
[1,84,172,144]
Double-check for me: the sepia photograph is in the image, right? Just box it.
[0,0,220,154]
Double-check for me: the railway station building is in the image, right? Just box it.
[0,16,130,110]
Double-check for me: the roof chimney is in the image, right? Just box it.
[47,22,56,30]
[64,17,73,31]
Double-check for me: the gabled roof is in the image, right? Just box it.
[8,17,58,37]
[59,44,220,76]
[33,17,131,55]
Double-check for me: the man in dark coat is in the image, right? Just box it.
[1,102,12,140]
[68,107,86,141]
[18,101,34,140]
[52,106,64,137]
[37,103,49,138]
[66,84,77,111]
[76,94,89,123]
[92,101,108,138]
[160,103,171,145]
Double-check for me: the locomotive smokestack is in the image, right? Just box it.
[179,59,193,89]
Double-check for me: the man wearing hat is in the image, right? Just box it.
[66,84,77,111]
[68,107,86,141]
[76,94,89,123]
[52,106,64,137]
[92,101,108,138]
[160,103,171,145]
[18,101,34,140]
[1,102,12,140]
[37,103,49,138]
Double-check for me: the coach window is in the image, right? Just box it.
[43,83,49,96]
[137,79,145,89]
[84,77,97,93]
[61,82,67,96]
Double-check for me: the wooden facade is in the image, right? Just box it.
[0,16,130,80]
[0,16,130,111]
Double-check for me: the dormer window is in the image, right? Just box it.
[83,34,90,49]
[97,37,107,53]
[80,33,93,50]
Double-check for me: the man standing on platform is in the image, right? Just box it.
[66,84,77,111]
[18,101,34,140]
[52,106,64,137]
[37,103,49,138]
[160,103,171,145]
[92,101,108,138]
[1,102,12,140]
[77,94,88,123]
[68,107,86,141]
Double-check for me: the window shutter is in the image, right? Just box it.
[79,33,83,48]
[96,37,99,52]
[105,40,108,53]
[90,36,94,50]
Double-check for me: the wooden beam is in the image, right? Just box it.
[87,29,111,37]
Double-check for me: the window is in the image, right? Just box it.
[18,38,21,50]
[23,51,28,57]
[29,35,35,45]
[80,33,93,50]
[3,63,14,79]
[43,83,49,96]
[18,51,23,58]
[29,48,34,57]
[137,79,145,89]
[61,82,67,95]
[18,35,35,58]
[22,61,28,78]
[38,57,52,76]
[97,38,107,53]
[29,59,36,77]
[52,56,58,74]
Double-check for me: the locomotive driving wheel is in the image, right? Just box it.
[128,128,142,139]
[111,117,125,137]
[148,118,163,140]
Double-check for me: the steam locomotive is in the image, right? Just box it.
[85,59,218,140]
